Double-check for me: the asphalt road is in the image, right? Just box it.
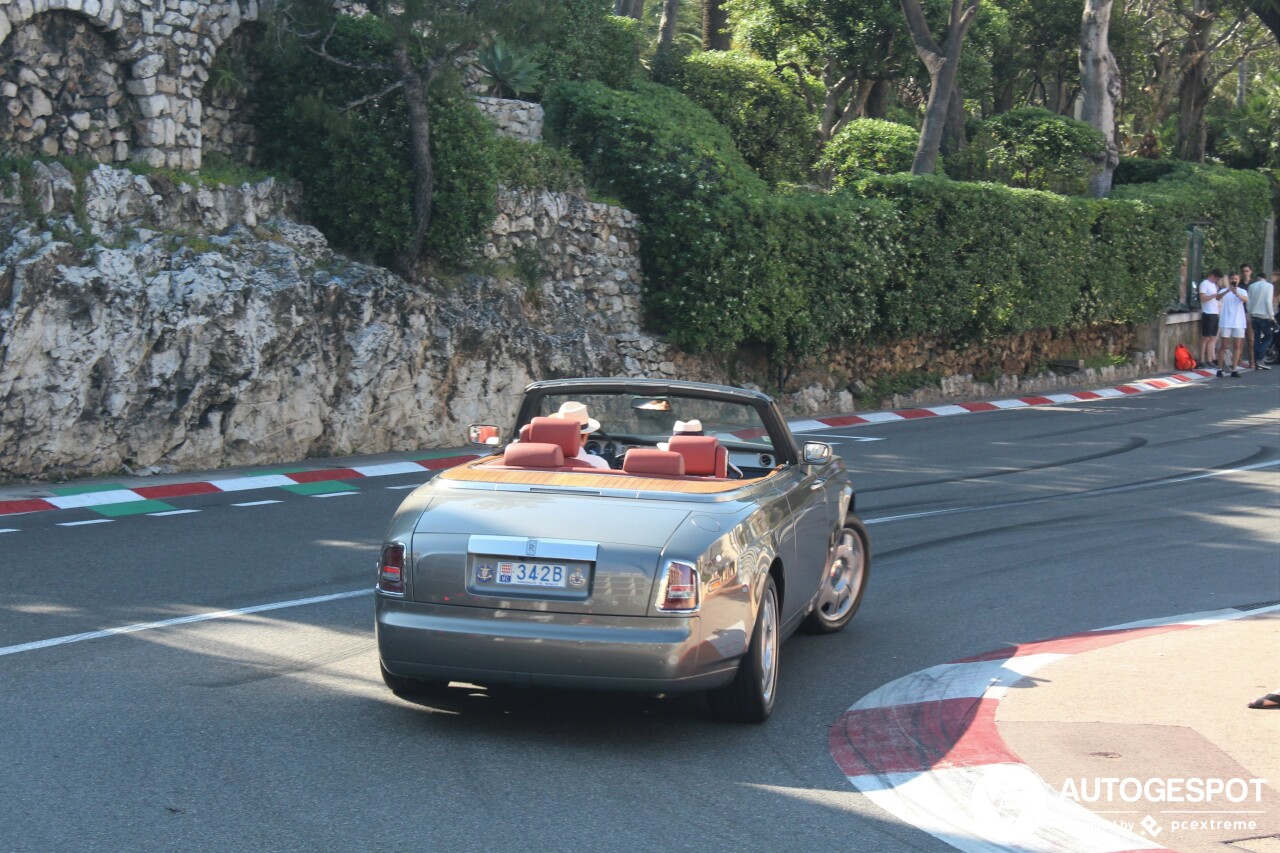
[1,375,1277,852]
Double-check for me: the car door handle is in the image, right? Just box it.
[810,478,829,491]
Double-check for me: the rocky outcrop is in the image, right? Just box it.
[0,164,655,479]
[0,162,1155,481]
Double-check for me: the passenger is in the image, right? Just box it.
[550,401,611,470]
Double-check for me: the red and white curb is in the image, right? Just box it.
[789,370,1215,434]
[0,455,477,518]
[828,602,1280,853]
[0,368,1217,519]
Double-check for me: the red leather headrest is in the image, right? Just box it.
[502,442,565,468]
[526,417,582,458]
[667,435,726,477]
[623,448,686,477]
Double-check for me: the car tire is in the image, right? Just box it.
[380,662,449,699]
[800,517,870,635]
[708,575,780,724]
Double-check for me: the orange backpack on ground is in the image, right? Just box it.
[1174,343,1198,370]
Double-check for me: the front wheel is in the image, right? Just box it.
[800,518,870,635]
[708,576,780,723]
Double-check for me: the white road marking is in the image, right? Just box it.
[386,484,424,490]
[864,459,1280,525]
[310,491,357,498]
[56,519,114,527]
[46,490,142,509]
[0,528,17,534]
[206,474,297,492]
[0,589,372,658]
[791,432,886,442]
[352,461,431,477]
[990,399,1030,409]
[232,500,282,507]
[148,509,201,517]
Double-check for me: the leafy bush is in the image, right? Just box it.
[1113,157,1180,186]
[539,1,645,90]
[962,107,1106,194]
[819,119,918,186]
[251,16,496,266]
[658,51,816,185]
[546,79,1271,365]
[492,137,585,192]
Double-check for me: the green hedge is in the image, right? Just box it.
[657,51,816,186]
[546,80,1272,364]
[252,16,496,266]
[819,119,919,186]
[539,1,645,90]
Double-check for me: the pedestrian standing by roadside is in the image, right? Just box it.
[1230,272,1253,369]
[1239,265,1255,368]
[1198,269,1225,368]
[1217,274,1249,377]
[1247,268,1276,371]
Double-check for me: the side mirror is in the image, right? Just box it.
[802,442,832,464]
[468,424,501,446]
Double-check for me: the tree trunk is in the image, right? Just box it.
[659,0,680,47]
[942,83,967,155]
[866,79,892,118]
[994,78,1015,113]
[1081,0,1121,197]
[1248,0,1280,45]
[1176,1,1215,162]
[702,0,731,50]
[900,0,980,175]
[615,0,645,20]
[392,47,433,274]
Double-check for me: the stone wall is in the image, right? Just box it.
[0,0,259,170]
[473,96,543,142]
[0,11,131,162]
[199,24,258,163]
[0,162,1157,480]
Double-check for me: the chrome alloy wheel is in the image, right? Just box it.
[816,527,864,623]
[759,586,779,705]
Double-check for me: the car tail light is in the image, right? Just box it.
[656,560,699,613]
[378,543,406,595]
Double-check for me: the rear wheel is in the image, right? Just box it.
[800,518,870,635]
[380,663,449,699]
[708,576,779,723]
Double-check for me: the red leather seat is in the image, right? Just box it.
[501,442,564,468]
[622,448,686,477]
[522,417,595,469]
[667,435,728,478]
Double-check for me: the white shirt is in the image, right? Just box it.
[575,448,610,470]
[1247,278,1275,318]
[1199,279,1223,315]
[1219,287,1248,329]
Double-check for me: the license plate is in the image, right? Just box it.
[496,561,567,588]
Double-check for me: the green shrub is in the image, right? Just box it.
[819,119,918,186]
[1113,157,1180,186]
[658,51,816,185]
[963,107,1106,194]
[546,79,1271,365]
[251,16,496,266]
[492,137,585,192]
[539,1,645,90]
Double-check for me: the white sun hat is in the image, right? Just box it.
[553,401,600,434]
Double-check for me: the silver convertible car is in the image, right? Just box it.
[375,378,870,722]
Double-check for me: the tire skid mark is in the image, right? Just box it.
[858,437,1148,496]
[1020,406,1199,440]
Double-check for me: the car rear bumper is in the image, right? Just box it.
[376,596,737,692]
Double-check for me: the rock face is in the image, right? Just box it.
[0,162,1154,481]
[0,164,657,479]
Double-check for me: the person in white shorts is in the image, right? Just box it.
[1198,269,1225,367]
[1217,275,1249,377]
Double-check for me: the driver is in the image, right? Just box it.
[551,401,611,470]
